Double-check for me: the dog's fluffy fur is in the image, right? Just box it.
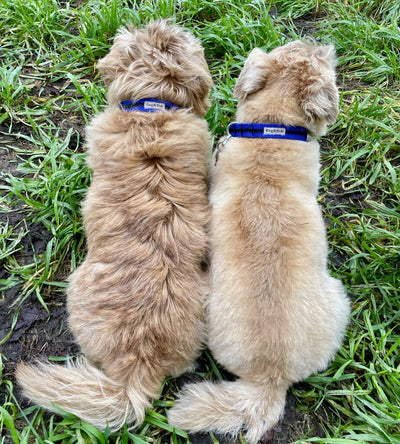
[16,21,212,431]
[168,41,350,443]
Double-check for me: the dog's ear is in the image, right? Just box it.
[96,53,121,86]
[191,73,213,115]
[233,48,269,100]
[96,27,134,86]
[301,45,339,125]
[313,44,337,68]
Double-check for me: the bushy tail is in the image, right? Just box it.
[168,379,288,444]
[16,357,156,431]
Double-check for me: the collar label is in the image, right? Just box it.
[263,127,286,136]
[120,99,180,113]
[144,101,166,110]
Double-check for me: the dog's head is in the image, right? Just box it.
[233,41,339,136]
[97,20,212,116]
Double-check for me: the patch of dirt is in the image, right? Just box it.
[0,136,18,181]
[0,114,82,406]
[0,215,79,406]
[0,294,79,400]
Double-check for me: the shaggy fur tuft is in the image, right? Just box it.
[16,20,212,431]
[168,41,350,443]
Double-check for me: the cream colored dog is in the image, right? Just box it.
[16,21,212,431]
[168,41,350,443]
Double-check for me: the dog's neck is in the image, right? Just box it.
[236,106,310,132]
[235,92,326,139]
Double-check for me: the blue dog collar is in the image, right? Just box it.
[228,123,308,142]
[120,98,180,112]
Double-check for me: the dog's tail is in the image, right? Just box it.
[16,356,159,431]
[168,379,288,444]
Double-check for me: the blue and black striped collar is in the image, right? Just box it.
[227,122,308,142]
[120,98,180,112]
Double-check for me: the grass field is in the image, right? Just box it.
[0,0,399,443]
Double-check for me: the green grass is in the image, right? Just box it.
[1,0,399,443]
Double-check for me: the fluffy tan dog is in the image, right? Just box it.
[168,41,350,443]
[16,20,212,431]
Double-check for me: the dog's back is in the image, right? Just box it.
[69,107,211,379]
[208,135,348,381]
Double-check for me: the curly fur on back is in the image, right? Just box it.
[16,21,212,431]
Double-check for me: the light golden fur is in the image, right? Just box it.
[16,21,212,431]
[168,41,350,443]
